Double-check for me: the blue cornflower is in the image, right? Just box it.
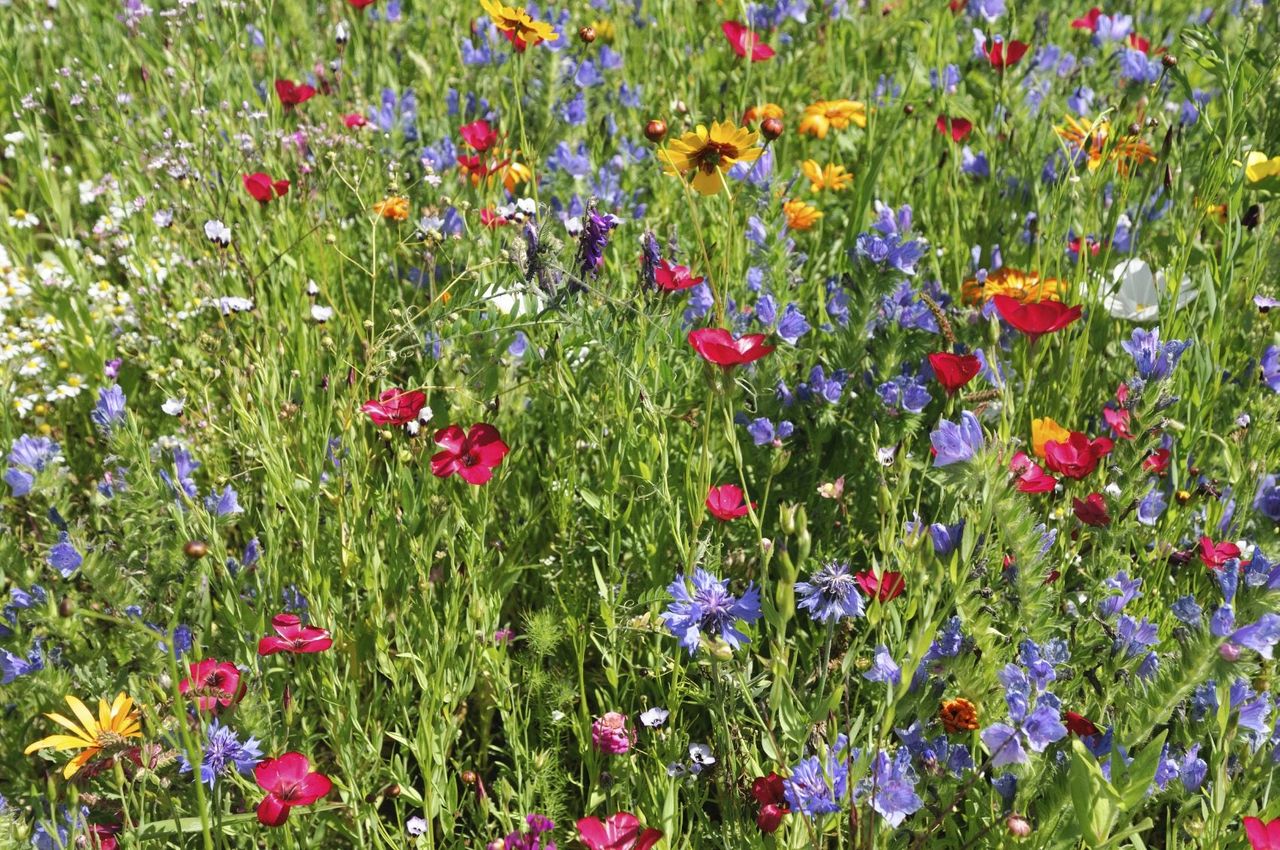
[856,749,923,828]
[796,561,865,623]
[662,569,761,655]
[47,532,82,578]
[929,411,984,467]
[91,385,127,434]
[1122,327,1191,383]
[5,435,62,497]
[783,735,850,818]
[181,719,263,786]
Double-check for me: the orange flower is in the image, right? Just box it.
[744,103,784,124]
[940,698,979,734]
[373,196,411,221]
[798,100,868,139]
[961,267,1066,306]
[1032,416,1071,459]
[782,199,823,230]
[1055,115,1155,176]
[801,160,853,192]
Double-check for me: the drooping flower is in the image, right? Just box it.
[1043,432,1113,479]
[993,295,1082,341]
[254,752,332,826]
[661,120,762,195]
[930,410,985,466]
[360,388,427,426]
[430,423,510,485]
[688,328,775,367]
[722,21,774,61]
[798,100,867,139]
[25,692,142,779]
[706,483,755,521]
[661,568,761,655]
[179,659,243,712]
[576,812,662,850]
[591,713,635,755]
[1072,493,1111,526]
[927,352,981,395]
[242,172,290,204]
[258,614,333,655]
[795,561,865,622]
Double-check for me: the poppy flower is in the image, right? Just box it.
[255,752,332,826]
[1062,710,1099,737]
[258,614,333,656]
[722,21,775,62]
[242,172,290,204]
[1072,493,1111,527]
[1071,7,1102,31]
[706,484,754,521]
[1143,448,1170,475]
[985,38,1029,70]
[430,423,510,485]
[460,119,498,152]
[654,259,704,291]
[1044,432,1113,479]
[1198,535,1241,569]
[993,295,1082,341]
[1010,452,1058,493]
[687,328,775,368]
[927,352,981,395]
[750,773,790,834]
[936,114,972,143]
[274,79,316,108]
[360,387,427,426]
[855,570,905,603]
[1246,818,1280,850]
[179,659,243,712]
[576,812,662,850]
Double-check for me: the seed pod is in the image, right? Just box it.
[761,117,784,141]
[184,540,208,559]
[644,119,667,143]
[1161,54,1177,68]
[903,103,914,116]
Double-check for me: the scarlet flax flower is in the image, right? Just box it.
[1063,710,1099,737]
[1071,7,1102,31]
[688,328,774,367]
[430,423,510,485]
[360,388,427,426]
[654,259,704,291]
[855,570,905,603]
[927,352,981,395]
[722,21,775,61]
[274,79,316,108]
[460,119,498,152]
[258,614,333,656]
[993,294,1082,341]
[985,38,1029,69]
[706,484,754,521]
[242,173,290,204]
[576,812,662,850]
[1043,432,1113,479]
[179,659,243,712]
[1072,493,1111,527]
[255,752,333,826]
[1010,452,1058,493]
[936,115,972,143]
[1198,535,1241,569]
[750,773,790,834]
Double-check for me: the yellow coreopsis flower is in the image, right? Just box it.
[798,100,868,139]
[1055,115,1154,176]
[801,160,853,192]
[783,199,823,230]
[1031,416,1071,459]
[502,160,532,193]
[961,267,1065,306]
[480,0,559,49]
[744,103,785,124]
[1245,151,1280,190]
[589,18,615,42]
[25,692,142,779]
[373,196,411,221]
[660,120,762,196]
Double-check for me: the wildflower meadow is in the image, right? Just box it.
[3,0,1280,847]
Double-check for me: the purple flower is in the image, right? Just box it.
[796,561,865,623]
[180,719,263,787]
[746,417,793,447]
[47,533,82,578]
[878,368,931,414]
[91,385,127,434]
[1172,595,1203,626]
[1114,615,1158,657]
[776,303,811,344]
[1098,572,1142,618]
[864,645,901,686]
[662,569,761,655]
[576,208,618,279]
[1,643,43,684]
[1118,49,1161,84]
[967,0,1004,23]
[1255,474,1280,522]
[783,735,850,818]
[856,749,922,828]
[204,485,243,517]
[1122,327,1191,383]
[929,521,964,557]
[5,435,62,497]
[980,723,1028,768]
[1227,614,1280,659]
[929,411,984,467]
[1137,485,1167,525]
[1263,345,1280,393]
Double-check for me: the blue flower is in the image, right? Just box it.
[1,642,44,684]
[1263,345,1280,393]
[746,417,793,447]
[796,561,865,623]
[91,385,127,434]
[980,662,1067,766]
[1098,572,1141,618]
[180,719,263,787]
[1137,485,1167,525]
[47,532,82,578]
[783,735,850,818]
[863,645,901,686]
[661,569,761,655]
[856,749,922,828]
[204,485,243,517]
[928,521,964,557]
[878,367,932,414]
[776,304,811,344]
[5,435,61,497]
[929,411,984,467]
[1254,474,1280,522]
[1114,615,1158,657]
[1172,595,1203,626]
[1228,614,1280,659]
[1121,327,1191,383]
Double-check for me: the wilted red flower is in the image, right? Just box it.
[722,21,775,62]
[985,38,1029,69]
[706,484,754,521]
[993,295,1082,341]
[1143,448,1171,475]
[1044,432,1113,479]
[243,172,290,204]
[855,570,905,603]
[1071,7,1102,32]
[274,79,316,108]
[936,114,972,143]
[655,259,704,291]
[460,119,499,152]
[576,812,662,850]
[1010,452,1058,493]
[360,387,427,426]
[1062,710,1099,737]
[1072,493,1111,527]
[927,352,981,395]
[430,423,510,485]
[255,752,332,826]
[1198,535,1241,569]
[750,773,790,834]
[343,113,368,128]
[258,614,333,656]
[688,328,775,368]
[179,659,243,712]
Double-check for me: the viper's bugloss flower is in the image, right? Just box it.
[661,568,761,655]
[91,385,127,434]
[1122,327,1191,384]
[930,411,985,466]
[795,561,865,622]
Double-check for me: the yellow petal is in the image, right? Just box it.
[65,695,100,738]
[25,734,94,754]
[63,748,98,780]
[44,712,91,740]
[690,169,723,195]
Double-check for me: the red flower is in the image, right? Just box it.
[274,79,316,108]
[430,423,510,485]
[855,570,905,603]
[242,172,290,204]
[1143,448,1170,475]
[258,614,333,656]
[255,752,333,827]
[1044,432,1113,479]
[655,259,704,291]
[935,114,972,143]
[1246,818,1280,850]
[347,0,378,6]
[1070,7,1102,32]
[722,21,775,62]
[688,328,775,368]
[1198,535,1241,570]
[1072,493,1111,527]
[361,387,427,426]
[1062,710,1099,737]
[576,812,662,850]
[993,294,1082,341]
[479,208,512,228]
[179,659,243,712]
[927,352,981,395]
[460,119,499,152]
[343,113,368,128]
[706,484,755,521]
[1128,33,1150,53]
[985,39,1029,70]
[1010,452,1058,493]
[751,773,790,834]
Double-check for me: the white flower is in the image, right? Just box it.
[11,395,35,416]
[688,743,715,765]
[8,209,38,228]
[211,296,254,315]
[162,397,185,416]
[639,707,669,728]
[1103,259,1196,322]
[310,305,334,323]
[203,219,231,246]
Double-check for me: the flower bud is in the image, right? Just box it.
[1007,814,1032,837]
[578,25,596,43]
[184,540,208,559]
[760,117,784,141]
[644,119,667,143]
[903,103,915,116]
[1161,54,1177,68]
[1219,642,1241,662]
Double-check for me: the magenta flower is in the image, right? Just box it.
[255,752,332,826]
[430,423,510,485]
[179,659,243,712]
[591,712,635,755]
[257,614,333,656]
[577,812,662,850]
[706,484,754,521]
[360,388,427,426]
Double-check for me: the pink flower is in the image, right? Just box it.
[360,387,427,426]
[722,21,775,62]
[688,328,775,368]
[179,659,243,712]
[1198,535,1241,570]
[654,259,704,291]
[255,752,333,827]
[460,119,499,152]
[706,484,754,521]
[590,713,635,755]
[430,423,510,485]
[935,114,972,143]
[242,172,290,204]
[258,614,333,656]
[274,79,316,108]
[855,570,905,603]
[343,113,368,128]
[1071,7,1102,32]
[577,812,662,850]
[1044,432,1113,480]
[1010,451,1058,493]
[1246,817,1280,850]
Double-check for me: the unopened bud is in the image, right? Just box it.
[578,26,596,43]
[184,540,208,559]
[1219,643,1241,662]
[644,119,667,143]
[1161,54,1177,68]
[1007,814,1032,837]
[760,117,784,141]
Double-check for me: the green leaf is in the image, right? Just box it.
[1070,740,1120,848]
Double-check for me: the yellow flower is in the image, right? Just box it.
[961,267,1065,306]
[373,196,411,221]
[589,18,616,42]
[744,103,784,124]
[480,0,559,48]
[801,160,853,192]
[798,100,867,139]
[660,120,762,196]
[1055,115,1154,176]
[25,692,142,779]
[1245,151,1280,190]
[1031,417,1071,459]
[783,199,823,230]
[503,160,532,194]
